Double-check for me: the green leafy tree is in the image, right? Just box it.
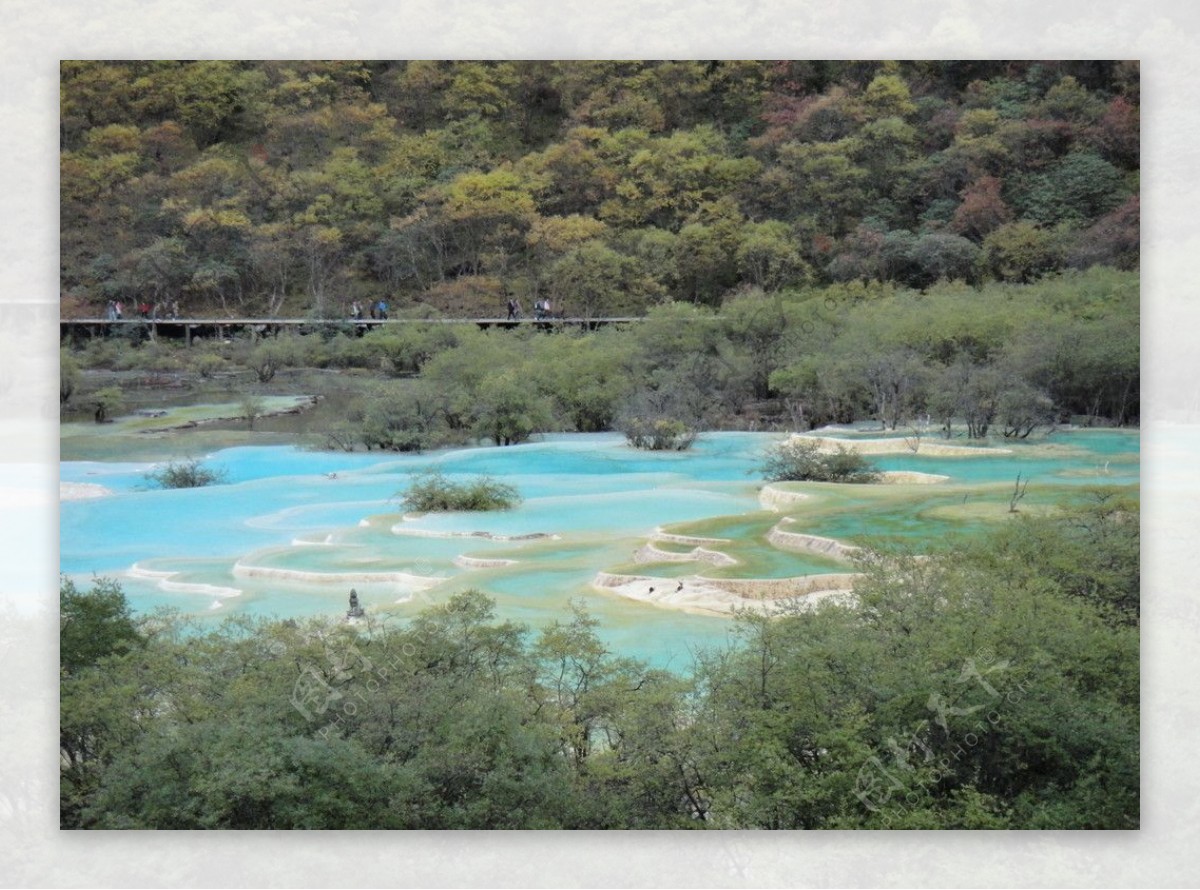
[981,222,1063,283]
[471,371,555,446]
[673,222,738,305]
[535,331,637,432]
[60,349,82,405]
[549,240,657,320]
[773,141,869,235]
[91,386,125,423]
[351,382,445,451]
[60,577,142,675]
[735,221,810,291]
[1016,151,1128,226]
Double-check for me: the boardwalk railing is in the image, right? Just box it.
[60,315,647,344]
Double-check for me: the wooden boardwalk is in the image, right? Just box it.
[60,315,646,343]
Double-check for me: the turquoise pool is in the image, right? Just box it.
[61,429,1139,665]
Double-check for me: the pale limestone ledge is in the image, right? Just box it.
[592,570,859,617]
[128,563,242,598]
[391,521,558,541]
[766,523,860,561]
[758,475,947,514]
[650,528,732,546]
[757,484,810,510]
[232,561,445,588]
[793,435,1011,456]
[60,481,114,500]
[454,554,519,569]
[880,471,951,484]
[633,542,737,568]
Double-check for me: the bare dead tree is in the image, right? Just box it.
[1008,472,1030,513]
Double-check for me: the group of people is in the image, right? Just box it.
[350,300,389,321]
[505,297,555,320]
[104,300,180,321]
[99,295,567,324]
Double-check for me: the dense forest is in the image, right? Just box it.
[60,61,1139,320]
[60,487,1138,829]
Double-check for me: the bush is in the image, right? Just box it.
[620,416,697,451]
[239,394,266,429]
[240,336,320,383]
[399,470,520,512]
[60,576,142,675]
[761,438,880,483]
[60,349,81,404]
[192,352,228,378]
[348,383,445,452]
[145,458,228,489]
[91,386,125,423]
[616,382,703,451]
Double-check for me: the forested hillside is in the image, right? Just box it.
[60,61,1139,319]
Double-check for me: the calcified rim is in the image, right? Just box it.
[128,563,243,597]
[390,522,559,541]
[791,434,1012,456]
[650,528,732,545]
[231,559,446,588]
[591,570,860,616]
[633,542,738,568]
[454,554,519,569]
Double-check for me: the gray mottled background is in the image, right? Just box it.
[0,2,1193,886]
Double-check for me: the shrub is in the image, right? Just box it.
[92,386,125,423]
[145,458,228,489]
[620,416,698,451]
[248,341,285,383]
[192,352,228,378]
[761,438,880,483]
[399,470,520,512]
[60,349,81,404]
[60,576,142,675]
[239,394,266,429]
[616,383,702,451]
[241,336,319,383]
[350,383,444,452]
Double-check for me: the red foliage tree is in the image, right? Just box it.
[1090,96,1139,169]
[1066,194,1139,271]
[950,176,1013,241]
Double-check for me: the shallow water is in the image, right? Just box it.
[60,429,1139,666]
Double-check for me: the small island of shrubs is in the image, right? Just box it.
[145,458,228,489]
[761,438,880,483]
[399,469,521,512]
